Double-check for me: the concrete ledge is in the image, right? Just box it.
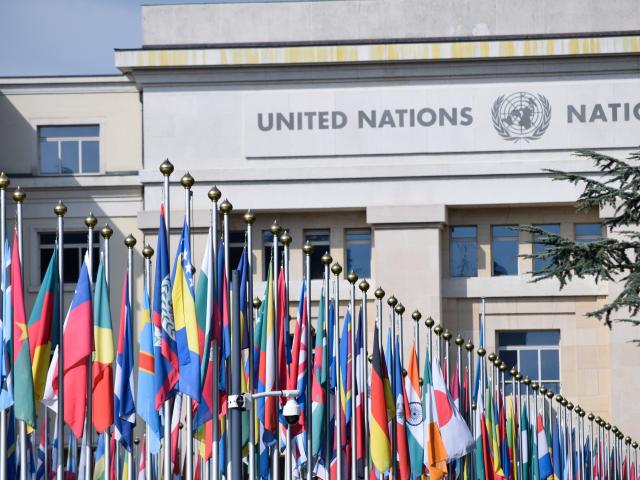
[366,204,446,226]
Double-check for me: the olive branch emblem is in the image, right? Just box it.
[491,93,552,143]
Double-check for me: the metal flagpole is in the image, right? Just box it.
[270,220,282,480]
[320,253,332,472]
[159,159,174,480]
[443,330,451,388]
[331,262,343,480]
[125,234,137,480]
[244,210,256,480]
[142,244,154,480]
[588,413,594,478]
[280,230,292,480]
[14,187,28,480]
[434,325,443,370]
[303,241,313,480]
[180,172,195,480]
[455,335,463,409]
[516,372,523,480]
[208,186,221,480]
[230,270,242,480]
[221,200,233,480]
[359,280,370,480]
[101,225,113,480]
[54,200,67,480]
[347,271,358,480]
[412,311,421,367]
[386,295,397,479]
[465,340,474,480]
[373,288,384,347]
[84,211,97,480]
[568,401,574,478]
[425,316,434,363]
[0,172,7,480]
[395,303,404,366]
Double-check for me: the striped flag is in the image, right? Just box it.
[93,435,105,480]
[172,220,201,402]
[310,293,326,458]
[114,272,136,451]
[405,343,424,479]
[423,357,447,480]
[92,256,114,434]
[152,205,178,408]
[538,412,553,479]
[354,307,366,478]
[11,229,36,426]
[521,403,530,480]
[36,428,46,480]
[137,282,162,453]
[258,263,277,440]
[369,323,391,473]
[0,238,13,411]
[28,247,58,404]
[394,337,410,480]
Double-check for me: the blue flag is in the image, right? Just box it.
[0,239,12,410]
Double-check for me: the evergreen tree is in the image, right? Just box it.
[520,149,640,328]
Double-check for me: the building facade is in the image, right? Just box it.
[2,0,640,437]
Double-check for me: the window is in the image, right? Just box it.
[40,231,100,284]
[492,225,518,276]
[262,230,284,281]
[450,226,477,277]
[498,330,560,395]
[228,231,245,271]
[304,229,330,280]
[533,224,560,273]
[345,229,371,279]
[38,125,100,174]
[575,223,602,243]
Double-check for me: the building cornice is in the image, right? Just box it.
[115,33,640,72]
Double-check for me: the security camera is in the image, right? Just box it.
[283,398,300,425]
[228,394,246,411]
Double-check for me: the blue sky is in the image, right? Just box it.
[0,0,286,77]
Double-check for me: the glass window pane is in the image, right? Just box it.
[526,331,560,346]
[451,226,476,239]
[40,141,59,173]
[519,350,538,379]
[63,247,80,283]
[576,223,602,243]
[499,350,518,371]
[64,232,87,244]
[542,382,560,394]
[309,249,327,280]
[304,230,330,244]
[492,225,518,276]
[533,224,560,272]
[81,141,99,173]
[451,226,477,278]
[229,246,244,272]
[498,331,528,346]
[40,248,54,280]
[541,349,560,380]
[60,141,79,173]
[39,125,99,138]
[40,232,57,246]
[346,229,371,278]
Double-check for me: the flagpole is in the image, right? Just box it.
[411,311,420,368]
[465,339,474,480]
[331,262,343,480]
[395,303,404,368]
[359,280,370,480]
[125,234,137,480]
[13,187,29,480]
[207,186,221,480]
[443,329,451,388]
[0,172,8,480]
[303,241,313,480]
[178,173,195,480]
[220,199,233,480]
[242,210,256,480]
[320,253,332,472]
[347,271,358,480]
[374,288,384,348]
[159,159,174,480]
[230,270,242,480]
[270,220,281,480]
[83,212,97,480]
[142,244,154,480]
[280,229,292,480]
[100,224,112,480]
[386,294,396,480]
[54,201,67,480]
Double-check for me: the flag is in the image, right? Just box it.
[310,293,326,457]
[258,263,277,438]
[137,281,162,453]
[394,337,410,480]
[287,280,308,443]
[369,324,391,473]
[423,356,448,480]
[473,383,492,480]
[46,255,93,438]
[28,247,59,403]
[0,238,13,411]
[170,394,183,475]
[354,307,366,479]
[36,428,46,480]
[92,257,114,433]
[538,413,553,479]
[405,343,424,479]
[152,205,178,408]
[520,403,530,480]
[114,272,136,451]
[552,418,562,480]
[11,230,36,426]
[66,432,77,480]
[93,435,105,480]
[138,436,146,480]
[172,220,201,402]
[7,407,17,479]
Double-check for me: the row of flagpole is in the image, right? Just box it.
[0,160,637,480]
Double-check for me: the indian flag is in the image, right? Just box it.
[423,357,447,480]
[404,343,424,479]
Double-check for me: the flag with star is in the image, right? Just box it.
[11,229,36,426]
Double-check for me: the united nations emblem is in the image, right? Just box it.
[406,402,423,427]
[491,92,551,142]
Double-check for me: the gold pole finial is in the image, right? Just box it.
[433,324,443,336]
[208,186,221,202]
[359,279,370,292]
[269,220,282,236]
[411,310,422,323]
[0,172,9,190]
[180,172,194,189]
[142,244,155,259]
[442,329,452,341]
[487,352,497,362]
[124,234,137,249]
[347,271,358,284]
[253,297,262,309]
[244,210,256,225]
[321,252,333,266]
[303,240,313,256]
[394,303,405,315]
[54,200,67,217]
[84,212,97,228]
[465,340,474,352]
[373,287,385,299]
[387,295,397,307]
[100,223,113,239]
[425,316,435,328]
[454,334,463,346]
[159,159,174,176]
[331,262,342,276]
[219,198,233,214]
[477,347,486,357]
[279,230,292,246]
[12,186,25,203]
